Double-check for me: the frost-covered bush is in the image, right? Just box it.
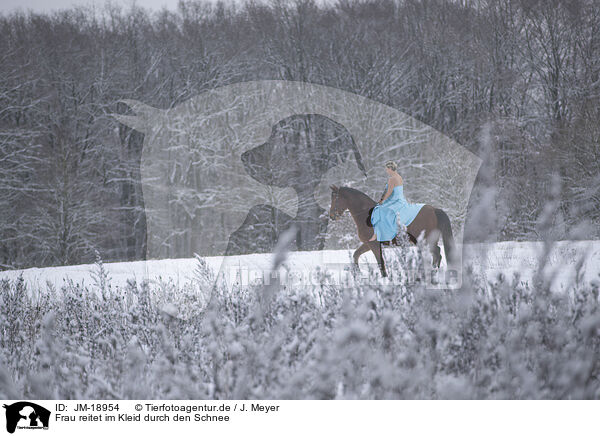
[1,238,599,400]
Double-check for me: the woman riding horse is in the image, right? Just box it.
[329,160,455,277]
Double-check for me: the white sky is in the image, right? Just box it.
[0,0,336,15]
[0,0,183,14]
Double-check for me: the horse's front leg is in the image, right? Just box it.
[367,241,387,277]
[353,243,370,265]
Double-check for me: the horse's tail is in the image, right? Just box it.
[434,208,455,265]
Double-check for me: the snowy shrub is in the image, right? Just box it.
[1,238,599,400]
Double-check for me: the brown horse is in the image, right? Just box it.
[329,185,455,277]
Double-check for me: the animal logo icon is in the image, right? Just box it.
[3,402,50,433]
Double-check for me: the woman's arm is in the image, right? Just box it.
[379,179,396,204]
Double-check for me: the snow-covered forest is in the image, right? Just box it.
[1,0,599,269]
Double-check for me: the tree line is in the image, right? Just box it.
[0,0,598,269]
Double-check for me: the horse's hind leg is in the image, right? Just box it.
[353,243,370,265]
[426,229,442,268]
[433,244,441,268]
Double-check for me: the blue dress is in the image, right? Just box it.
[370,183,425,241]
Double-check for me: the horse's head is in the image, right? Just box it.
[329,185,347,220]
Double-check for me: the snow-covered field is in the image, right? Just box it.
[1,241,598,294]
[2,240,600,400]
[464,240,600,291]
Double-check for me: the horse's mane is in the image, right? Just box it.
[339,186,375,203]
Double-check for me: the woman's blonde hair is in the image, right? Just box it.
[385,160,398,172]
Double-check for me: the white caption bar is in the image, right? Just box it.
[1,400,596,436]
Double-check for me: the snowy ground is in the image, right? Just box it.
[3,240,600,400]
[463,240,600,292]
[1,241,598,294]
